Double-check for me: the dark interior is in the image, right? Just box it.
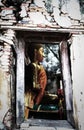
[25,42,66,120]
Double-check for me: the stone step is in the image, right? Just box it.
[14,119,76,130]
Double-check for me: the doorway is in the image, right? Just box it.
[25,43,66,120]
[16,30,74,128]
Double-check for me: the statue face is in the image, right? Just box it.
[36,47,44,62]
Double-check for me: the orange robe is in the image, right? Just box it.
[25,64,47,108]
[35,65,47,104]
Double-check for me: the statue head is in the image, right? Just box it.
[27,43,44,63]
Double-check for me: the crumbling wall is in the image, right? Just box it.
[0,0,83,28]
[0,0,84,129]
[0,29,17,129]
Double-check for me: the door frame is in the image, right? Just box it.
[16,31,74,127]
